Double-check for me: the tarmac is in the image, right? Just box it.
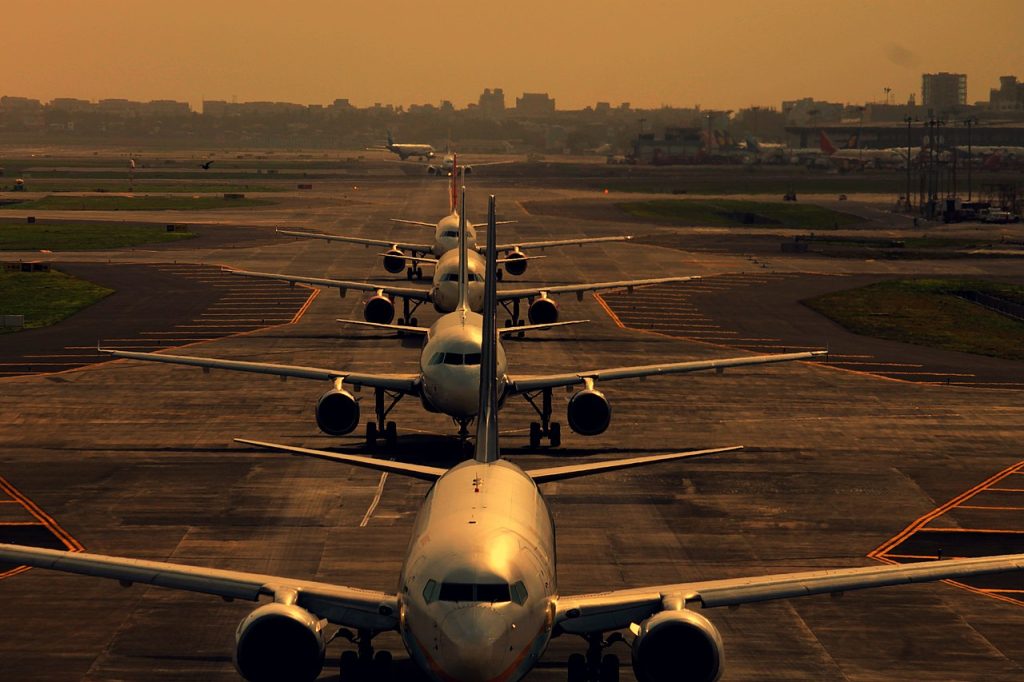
[1,173,1024,681]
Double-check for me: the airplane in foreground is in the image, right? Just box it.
[101,191,822,447]
[278,155,631,281]
[367,130,435,160]
[5,197,1024,682]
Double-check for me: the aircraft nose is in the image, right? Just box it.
[437,606,513,681]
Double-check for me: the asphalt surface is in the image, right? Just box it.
[0,174,1023,681]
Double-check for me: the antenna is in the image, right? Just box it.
[455,186,469,314]
[474,195,500,463]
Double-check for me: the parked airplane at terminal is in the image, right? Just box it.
[820,131,908,169]
[102,191,821,447]
[7,197,1024,682]
[367,130,435,160]
[278,156,630,280]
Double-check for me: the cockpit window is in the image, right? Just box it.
[422,579,440,604]
[437,582,511,603]
[442,230,459,238]
[510,581,528,605]
[441,273,482,282]
[463,353,481,365]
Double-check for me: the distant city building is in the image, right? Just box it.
[990,75,1024,112]
[477,88,505,116]
[922,72,966,110]
[515,92,555,116]
[50,98,93,112]
[781,98,844,125]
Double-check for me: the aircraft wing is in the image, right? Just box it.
[100,349,419,393]
[277,229,433,255]
[389,218,438,229]
[496,276,698,304]
[509,350,825,394]
[0,544,398,632]
[488,235,633,252]
[226,269,433,302]
[554,553,1024,636]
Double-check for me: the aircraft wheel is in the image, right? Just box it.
[549,422,562,448]
[365,422,378,449]
[566,653,586,682]
[397,317,406,326]
[406,268,414,280]
[385,421,398,447]
[409,317,418,327]
[504,319,512,328]
[339,650,361,679]
[372,650,393,681]
[496,268,503,281]
[529,422,541,449]
[599,654,619,682]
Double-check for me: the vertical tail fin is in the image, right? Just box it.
[474,195,499,463]
[449,153,459,214]
[455,186,469,313]
[819,130,837,155]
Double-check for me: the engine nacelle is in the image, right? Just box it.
[382,248,406,274]
[503,249,528,276]
[363,294,395,324]
[315,388,360,436]
[235,603,326,682]
[631,610,724,682]
[527,296,560,325]
[566,388,611,436]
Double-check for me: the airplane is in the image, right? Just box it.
[101,191,822,448]
[426,149,513,176]
[820,131,908,169]
[4,197,1024,682]
[278,156,630,281]
[367,130,435,160]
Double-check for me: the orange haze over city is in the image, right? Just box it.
[5,0,1024,110]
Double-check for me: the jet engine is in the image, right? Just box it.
[363,294,395,324]
[630,609,724,682]
[234,603,327,682]
[566,388,611,435]
[382,248,406,274]
[503,248,528,276]
[315,388,360,436]
[527,296,560,325]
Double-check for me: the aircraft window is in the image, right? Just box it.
[443,353,464,365]
[442,230,459,238]
[430,352,446,365]
[422,579,440,604]
[438,582,475,602]
[468,274,482,282]
[464,353,481,365]
[442,273,460,282]
[437,582,511,603]
[510,581,528,605]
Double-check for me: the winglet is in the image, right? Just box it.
[474,195,500,464]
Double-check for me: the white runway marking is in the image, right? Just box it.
[360,472,389,527]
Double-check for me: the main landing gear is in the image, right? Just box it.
[567,633,623,682]
[337,629,392,681]
[365,387,402,450]
[405,266,424,280]
[500,297,526,327]
[395,297,423,333]
[524,387,561,448]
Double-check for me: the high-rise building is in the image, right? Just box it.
[990,76,1024,112]
[514,92,555,116]
[922,72,966,109]
[477,88,505,116]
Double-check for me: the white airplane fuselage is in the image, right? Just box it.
[433,212,479,257]
[419,310,507,417]
[430,248,486,313]
[399,458,556,681]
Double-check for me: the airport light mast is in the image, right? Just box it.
[904,115,914,211]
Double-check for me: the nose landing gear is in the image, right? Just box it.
[337,629,392,681]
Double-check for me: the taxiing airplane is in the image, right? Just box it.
[278,156,629,281]
[6,196,1024,682]
[367,130,435,160]
[101,191,821,447]
[426,149,514,176]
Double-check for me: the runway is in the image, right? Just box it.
[1,175,1023,680]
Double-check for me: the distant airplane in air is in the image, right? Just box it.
[6,195,1024,682]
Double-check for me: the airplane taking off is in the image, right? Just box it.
[5,196,1024,682]
[367,130,435,160]
[278,156,631,281]
[101,190,822,447]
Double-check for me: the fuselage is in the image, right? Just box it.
[433,212,479,257]
[419,310,507,417]
[430,248,486,313]
[390,143,435,160]
[398,459,556,682]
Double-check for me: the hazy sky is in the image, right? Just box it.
[6,1,1024,111]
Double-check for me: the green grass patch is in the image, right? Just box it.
[0,194,272,211]
[803,278,1024,361]
[23,180,287,194]
[618,199,862,229]
[0,269,113,330]
[0,221,196,250]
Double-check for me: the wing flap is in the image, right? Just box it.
[226,269,432,301]
[235,439,446,481]
[496,276,698,302]
[555,592,664,636]
[527,446,742,484]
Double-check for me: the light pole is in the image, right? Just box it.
[904,116,914,211]
[964,117,976,201]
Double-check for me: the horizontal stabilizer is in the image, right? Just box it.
[337,319,430,335]
[527,445,742,483]
[234,439,445,481]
